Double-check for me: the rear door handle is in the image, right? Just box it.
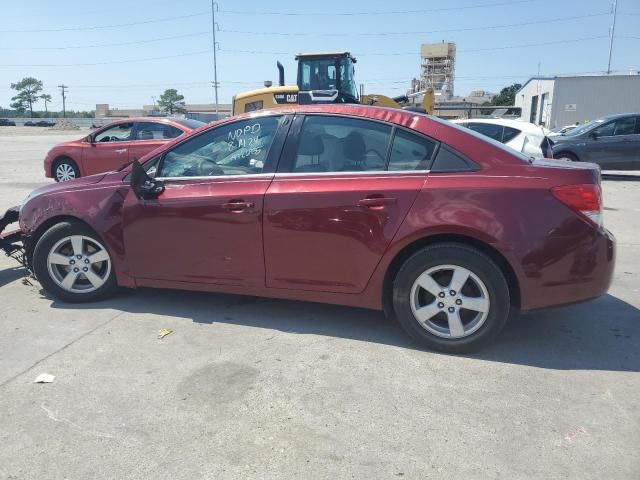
[115,148,127,154]
[223,199,255,212]
[358,196,397,209]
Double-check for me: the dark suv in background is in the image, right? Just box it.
[551,113,640,170]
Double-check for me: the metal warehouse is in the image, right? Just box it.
[514,73,640,129]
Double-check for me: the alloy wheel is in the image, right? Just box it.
[409,264,490,339]
[46,235,111,293]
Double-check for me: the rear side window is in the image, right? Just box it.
[388,129,437,170]
[292,115,392,173]
[431,145,478,172]
[466,123,504,142]
[502,126,521,143]
[135,122,183,140]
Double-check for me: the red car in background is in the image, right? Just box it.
[1,105,615,352]
[44,117,205,182]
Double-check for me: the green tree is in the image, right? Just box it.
[9,93,28,114]
[158,88,186,114]
[10,77,44,117]
[40,93,52,114]
[490,83,522,106]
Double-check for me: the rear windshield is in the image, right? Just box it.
[174,118,206,130]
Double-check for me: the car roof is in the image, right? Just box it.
[599,112,639,121]
[452,117,543,133]
[99,117,193,129]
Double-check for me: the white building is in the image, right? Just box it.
[515,73,640,129]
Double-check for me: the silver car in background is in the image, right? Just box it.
[550,113,640,170]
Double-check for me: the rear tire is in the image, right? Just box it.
[53,157,80,182]
[554,152,578,163]
[33,221,118,303]
[392,243,511,353]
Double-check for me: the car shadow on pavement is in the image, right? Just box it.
[0,265,27,288]
[43,285,640,373]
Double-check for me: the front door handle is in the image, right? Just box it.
[223,199,255,212]
[115,148,127,154]
[358,196,397,209]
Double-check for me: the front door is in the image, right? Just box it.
[82,122,134,175]
[584,116,638,169]
[264,115,435,293]
[122,115,288,286]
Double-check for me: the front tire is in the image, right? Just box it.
[554,152,578,163]
[392,243,511,353]
[33,222,118,302]
[53,157,80,182]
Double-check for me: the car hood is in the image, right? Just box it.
[25,173,107,200]
[548,134,579,144]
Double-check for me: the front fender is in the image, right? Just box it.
[19,179,135,287]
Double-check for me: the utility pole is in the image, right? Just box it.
[607,0,618,74]
[211,1,220,114]
[57,84,68,118]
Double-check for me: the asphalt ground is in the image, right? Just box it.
[0,127,638,479]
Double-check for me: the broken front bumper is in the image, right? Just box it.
[0,206,25,264]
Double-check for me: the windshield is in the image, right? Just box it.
[298,57,358,101]
[563,119,604,136]
[174,118,206,129]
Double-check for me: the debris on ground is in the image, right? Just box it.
[33,373,55,383]
[49,119,80,130]
[158,329,173,339]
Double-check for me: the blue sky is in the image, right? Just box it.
[0,0,638,111]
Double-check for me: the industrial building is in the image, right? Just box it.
[515,73,640,128]
[409,42,457,100]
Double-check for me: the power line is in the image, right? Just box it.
[220,36,610,57]
[219,0,535,16]
[0,49,213,67]
[0,12,606,50]
[220,12,608,37]
[0,31,211,50]
[0,11,209,33]
[0,35,620,67]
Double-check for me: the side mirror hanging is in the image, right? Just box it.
[130,159,164,199]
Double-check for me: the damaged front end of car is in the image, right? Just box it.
[0,207,27,267]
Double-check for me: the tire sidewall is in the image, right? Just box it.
[555,152,578,162]
[393,244,510,353]
[33,221,117,302]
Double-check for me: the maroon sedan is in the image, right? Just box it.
[44,117,204,182]
[0,105,615,352]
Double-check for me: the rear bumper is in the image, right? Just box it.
[519,227,616,311]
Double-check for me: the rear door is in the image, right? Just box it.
[263,114,435,293]
[128,121,185,162]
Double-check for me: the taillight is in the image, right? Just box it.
[551,184,603,227]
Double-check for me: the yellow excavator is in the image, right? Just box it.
[232,51,434,115]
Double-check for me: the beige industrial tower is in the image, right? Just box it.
[419,42,456,100]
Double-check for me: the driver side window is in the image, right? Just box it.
[94,123,133,143]
[158,116,281,178]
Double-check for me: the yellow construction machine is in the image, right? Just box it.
[232,52,434,115]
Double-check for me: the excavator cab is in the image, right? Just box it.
[296,52,359,105]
